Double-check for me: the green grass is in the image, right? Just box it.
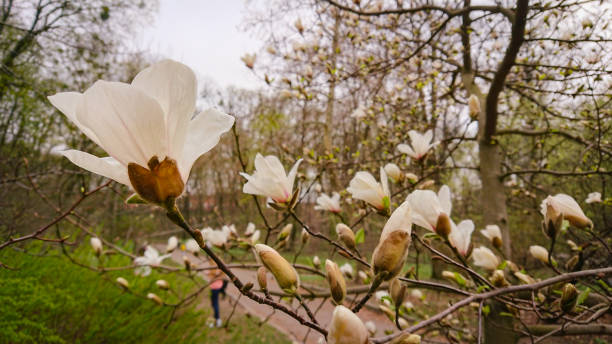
[0,243,290,344]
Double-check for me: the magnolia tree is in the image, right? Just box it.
[1,1,611,344]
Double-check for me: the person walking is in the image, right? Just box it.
[207,259,226,327]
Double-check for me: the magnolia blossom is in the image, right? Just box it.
[134,246,170,276]
[514,271,535,284]
[116,277,129,289]
[397,130,437,161]
[346,167,390,211]
[90,237,103,255]
[202,227,230,247]
[185,239,200,254]
[244,222,256,236]
[471,246,499,271]
[448,220,474,256]
[411,289,423,299]
[241,53,256,68]
[529,245,549,264]
[250,230,261,244]
[339,263,354,279]
[49,60,234,205]
[384,163,402,183]
[480,225,502,248]
[312,255,321,268]
[540,194,592,229]
[241,153,302,204]
[314,192,341,213]
[372,201,412,279]
[156,279,170,290]
[350,104,367,119]
[585,192,602,204]
[166,236,178,252]
[406,185,452,236]
[327,305,369,344]
[147,292,163,305]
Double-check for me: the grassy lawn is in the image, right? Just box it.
[0,244,290,344]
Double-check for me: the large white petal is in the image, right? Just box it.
[286,158,303,194]
[397,143,416,158]
[131,60,197,159]
[77,81,167,167]
[180,108,234,180]
[438,185,452,215]
[62,149,130,186]
[48,92,102,146]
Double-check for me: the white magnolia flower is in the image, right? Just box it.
[314,192,341,213]
[540,194,592,229]
[49,60,234,205]
[406,185,452,235]
[327,305,368,344]
[410,289,423,299]
[244,222,256,236]
[90,237,103,255]
[375,290,390,302]
[241,53,256,68]
[384,163,402,183]
[448,220,474,256]
[480,225,502,246]
[241,153,302,204]
[529,245,549,264]
[134,246,171,276]
[403,301,414,310]
[312,255,321,268]
[514,271,535,284]
[350,104,367,119]
[166,236,178,252]
[397,130,437,161]
[471,246,499,271]
[250,230,261,244]
[346,167,390,211]
[202,227,229,247]
[185,238,200,254]
[585,192,602,204]
[339,263,354,279]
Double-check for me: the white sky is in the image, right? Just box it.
[136,0,264,90]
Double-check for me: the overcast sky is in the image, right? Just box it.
[136,0,264,90]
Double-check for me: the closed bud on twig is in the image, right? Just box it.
[90,237,103,256]
[336,223,356,251]
[435,213,452,239]
[490,270,509,287]
[542,201,563,239]
[242,282,254,292]
[389,277,406,306]
[294,18,304,34]
[116,277,129,289]
[312,255,321,268]
[183,256,192,271]
[277,223,293,243]
[147,292,163,305]
[166,236,178,252]
[565,255,580,271]
[567,240,580,251]
[301,228,310,244]
[372,202,412,280]
[325,259,347,304]
[257,266,268,291]
[255,244,300,293]
[529,245,549,264]
[391,333,421,344]
[156,279,170,290]
[514,271,536,284]
[327,305,369,344]
[541,194,592,230]
[384,163,403,183]
[358,270,370,284]
[365,320,377,336]
[480,225,502,249]
[560,283,578,313]
[468,94,480,117]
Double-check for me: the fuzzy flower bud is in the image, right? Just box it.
[529,245,550,264]
[166,236,178,252]
[147,293,163,305]
[384,163,403,183]
[312,255,321,268]
[156,279,170,290]
[325,259,347,304]
[257,266,268,291]
[480,225,502,249]
[490,270,508,287]
[327,305,369,344]
[90,237,103,256]
[116,277,129,289]
[560,283,578,313]
[255,244,300,293]
[372,201,412,280]
[301,228,310,245]
[336,223,356,251]
[389,277,406,306]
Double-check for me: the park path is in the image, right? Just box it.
[167,250,396,344]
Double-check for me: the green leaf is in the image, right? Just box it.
[125,193,146,204]
[454,272,466,287]
[576,287,590,306]
[355,228,365,245]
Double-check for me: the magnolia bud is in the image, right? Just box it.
[255,244,300,293]
[384,163,403,183]
[156,279,170,290]
[392,333,421,344]
[435,213,452,239]
[542,202,563,239]
[365,320,377,336]
[327,305,369,344]
[301,228,310,244]
[312,255,321,268]
[560,283,578,313]
[116,277,129,289]
[411,289,423,300]
[277,224,293,242]
[514,271,535,284]
[565,255,580,271]
[128,157,184,205]
[490,270,508,287]
[242,282,254,292]
[336,223,356,251]
[358,270,369,284]
[147,292,163,305]
[389,277,406,306]
[166,236,178,252]
[90,237,103,256]
[529,245,550,264]
[405,173,418,183]
[468,94,480,117]
[257,266,268,291]
[183,256,192,271]
[325,259,347,304]
[372,202,412,280]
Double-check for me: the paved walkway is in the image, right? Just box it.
[168,250,396,344]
